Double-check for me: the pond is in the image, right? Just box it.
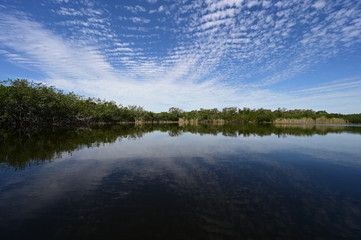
[1,124,361,239]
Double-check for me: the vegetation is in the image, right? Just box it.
[1,79,361,126]
[0,79,151,125]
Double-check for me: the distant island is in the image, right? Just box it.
[1,79,360,126]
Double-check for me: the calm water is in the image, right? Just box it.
[1,124,361,240]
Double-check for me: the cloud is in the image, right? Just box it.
[119,16,151,24]
[206,0,244,11]
[0,12,116,79]
[54,6,102,16]
[53,0,69,3]
[312,1,326,9]
[124,5,146,13]
[146,0,158,4]
[246,0,259,8]
[0,11,244,111]
[200,8,239,22]
[0,0,360,113]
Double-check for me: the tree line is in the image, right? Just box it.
[1,79,360,126]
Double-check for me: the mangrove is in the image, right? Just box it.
[1,79,360,126]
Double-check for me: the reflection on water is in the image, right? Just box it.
[1,123,360,170]
[0,124,361,239]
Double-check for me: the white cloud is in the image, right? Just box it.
[124,5,146,13]
[200,8,238,22]
[0,11,244,111]
[0,0,361,113]
[56,7,83,16]
[0,12,115,80]
[53,0,69,3]
[197,18,234,30]
[158,5,165,12]
[246,0,259,8]
[119,16,151,24]
[312,1,326,9]
[274,1,284,8]
[261,0,271,8]
[207,0,244,11]
[296,78,361,95]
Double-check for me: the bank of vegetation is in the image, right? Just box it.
[1,79,360,126]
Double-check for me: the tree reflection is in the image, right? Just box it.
[1,123,360,170]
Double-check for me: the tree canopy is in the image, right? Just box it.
[1,79,360,126]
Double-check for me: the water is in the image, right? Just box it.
[1,124,361,239]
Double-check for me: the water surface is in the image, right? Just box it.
[1,124,361,239]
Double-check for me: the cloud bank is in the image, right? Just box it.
[0,0,360,113]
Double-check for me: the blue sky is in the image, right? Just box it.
[0,0,360,113]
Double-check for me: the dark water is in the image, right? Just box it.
[1,124,361,240]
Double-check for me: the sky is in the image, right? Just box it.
[0,0,360,113]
